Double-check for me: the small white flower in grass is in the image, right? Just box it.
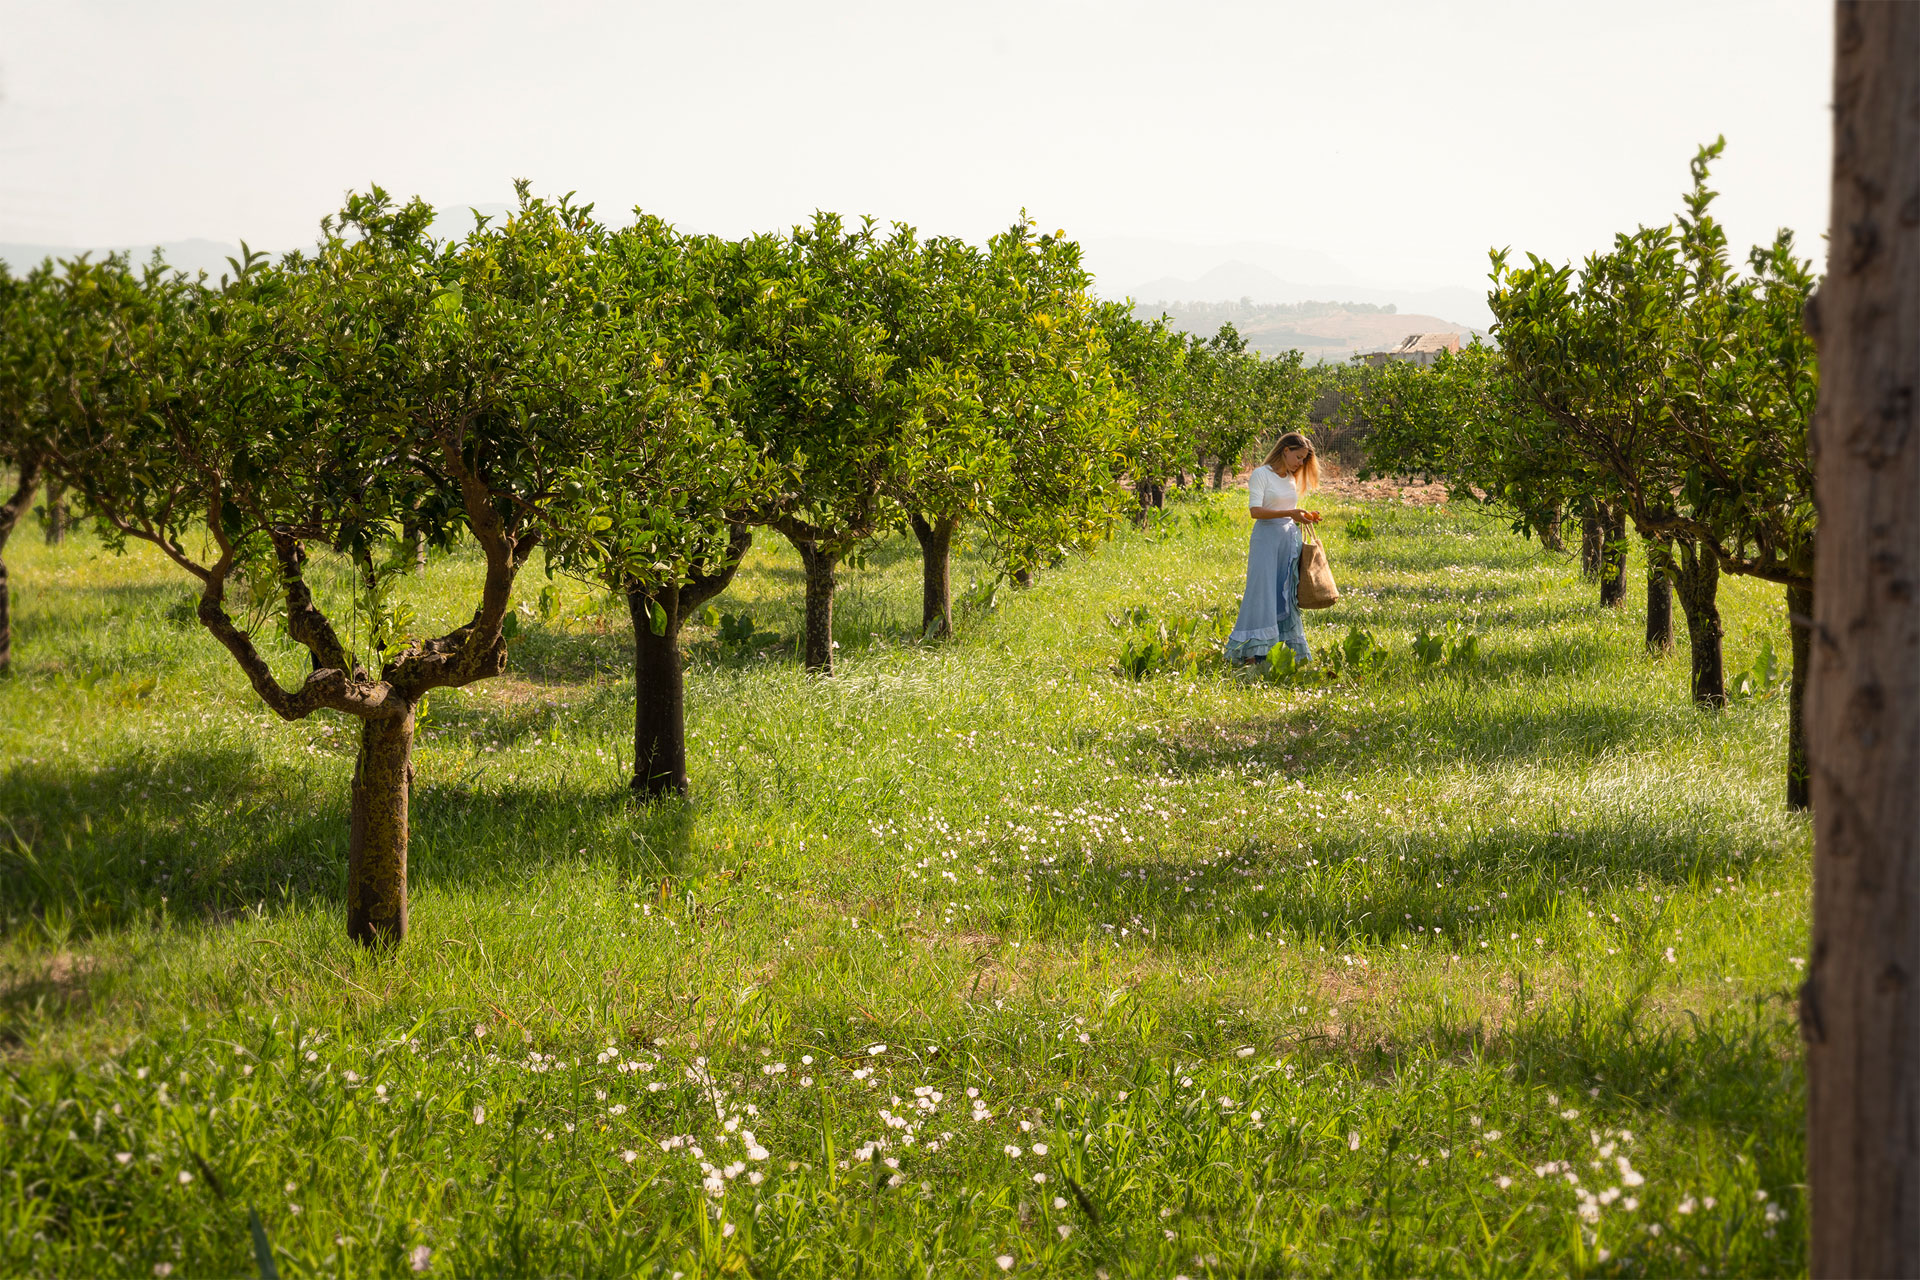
[799,1077,813,1087]
[721,1222,735,1238]
[1033,1172,1047,1184]
[1484,1130,1503,1141]
[177,1170,193,1185]
[802,1055,814,1065]
[409,1245,432,1272]
[748,1171,764,1186]
[473,1105,486,1126]
[1235,1047,1254,1058]
[115,1153,133,1165]
[1496,1176,1512,1189]
[996,1257,1014,1272]
[869,1044,887,1055]
[608,1104,627,1116]
[1057,1224,1072,1239]
[1053,1197,1068,1210]
[1116,1091,1129,1101]
[1622,1197,1639,1211]
[966,1087,979,1098]
[884,1157,899,1170]
[1703,1196,1717,1209]
[153,1266,173,1278]
[1032,1143,1048,1156]
[620,1150,638,1164]
[1678,1196,1698,1214]
[1561,1109,1580,1120]
[1020,1120,1033,1132]
[1348,1132,1361,1151]
[1005,1144,1022,1158]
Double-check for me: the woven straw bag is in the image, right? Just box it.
[1297,526,1340,609]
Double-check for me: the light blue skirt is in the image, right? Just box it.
[1225,518,1311,664]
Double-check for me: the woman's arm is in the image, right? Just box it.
[1250,507,1322,523]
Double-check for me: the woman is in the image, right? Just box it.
[1224,432,1322,666]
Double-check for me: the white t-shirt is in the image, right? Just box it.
[1248,465,1298,512]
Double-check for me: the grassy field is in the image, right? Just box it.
[0,482,1808,1278]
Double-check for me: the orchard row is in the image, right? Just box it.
[0,184,1315,945]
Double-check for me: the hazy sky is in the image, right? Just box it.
[0,0,1832,298]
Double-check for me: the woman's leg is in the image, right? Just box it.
[1225,522,1283,664]
[1275,526,1311,663]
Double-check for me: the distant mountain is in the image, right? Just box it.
[1127,259,1494,332]
[0,238,247,278]
[1137,298,1486,366]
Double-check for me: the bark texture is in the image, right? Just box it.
[1804,6,1920,1273]
[1599,506,1628,608]
[347,708,413,947]
[0,457,44,673]
[627,525,750,797]
[1787,582,1812,813]
[1645,538,1674,654]
[910,513,956,638]
[42,479,68,545]
[790,535,839,674]
[1580,509,1605,581]
[1670,538,1726,705]
[1212,462,1227,491]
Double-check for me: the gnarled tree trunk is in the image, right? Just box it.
[1580,508,1604,581]
[1599,506,1628,608]
[1804,8,1920,1273]
[41,479,68,545]
[1645,537,1674,654]
[347,707,414,947]
[627,526,750,797]
[1670,538,1725,705]
[0,456,44,674]
[910,512,957,639]
[788,535,839,675]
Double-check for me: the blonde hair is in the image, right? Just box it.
[1262,431,1320,494]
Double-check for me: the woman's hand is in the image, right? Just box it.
[1293,509,1322,525]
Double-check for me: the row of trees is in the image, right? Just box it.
[0,187,1317,946]
[1356,141,1818,808]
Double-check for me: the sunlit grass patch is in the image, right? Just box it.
[1,489,1807,1276]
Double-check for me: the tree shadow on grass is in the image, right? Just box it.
[0,745,706,951]
[1020,803,1770,959]
[1134,686,1685,782]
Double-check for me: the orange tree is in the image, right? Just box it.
[889,222,1133,634]
[1493,142,1818,804]
[538,211,762,797]
[55,188,711,943]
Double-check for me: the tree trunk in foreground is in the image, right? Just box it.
[1804,5,1920,1274]
[1598,507,1628,608]
[910,513,956,639]
[627,526,750,798]
[1670,538,1725,706]
[0,458,44,674]
[347,708,414,947]
[789,535,839,675]
[1645,538,1674,655]
[1787,582,1812,813]
[1212,461,1227,491]
[1580,508,1604,581]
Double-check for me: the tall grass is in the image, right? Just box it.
[1,488,1807,1277]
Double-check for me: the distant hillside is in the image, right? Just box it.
[1118,259,1493,332]
[1138,298,1486,364]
